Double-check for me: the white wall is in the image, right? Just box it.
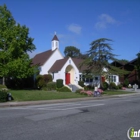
[40,49,63,75]
[53,58,79,85]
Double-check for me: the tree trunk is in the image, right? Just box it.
[2,77,5,85]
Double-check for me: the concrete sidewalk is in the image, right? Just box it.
[0,91,140,108]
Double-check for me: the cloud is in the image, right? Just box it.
[67,24,82,34]
[95,14,117,29]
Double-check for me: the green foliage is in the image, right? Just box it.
[135,52,140,80]
[43,74,52,83]
[0,84,7,89]
[80,38,129,87]
[56,79,63,88]
[57,86,71,92]
[103,82,109,90]
[36,74,53,89]
[109,82,117,90]
[117,84,123,89]
[123,78,129,87]
[78,81,84,87]
[0,91,7,102]
[75,89,83,93]
[0,4,37,85]
[64,46,81,58]
[36,75,46,89]
[47,82,56,90]
[84,85,94,90]
[117,59,129,64]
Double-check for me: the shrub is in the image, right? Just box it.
[0,84,7,89]
[56,79,63,88]
[36,75,46,89]
[103,82,109,90]
[0,91,7,102]
[57,86,71,92]
[75,89,83,93]
[43,74,52,83]
[117,84,123,89]
[78,81,84,87]
[84,85,94,90]
[47,82,56,90]
[123,78,129,87]
[109,82,117,90]
[80,90,93,96]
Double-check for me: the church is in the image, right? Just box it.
[32,34,119,89]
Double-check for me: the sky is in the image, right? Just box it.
[0,0,140,61]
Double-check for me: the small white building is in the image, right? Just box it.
[32,34,119,88]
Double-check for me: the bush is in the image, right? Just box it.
[36,75,46,89]
[117,84,123,89]
[57,86,71,92]
[109,82,117,90]
[56,79,63,88]
[43,74,52,83]
[75,89,83,93]
[123,78,129,87]
[0,91,7,102]
[0,84,7,89]
[47,82,56,90]
[103,82,109,90]
[84,85,94,90]
[78,81,84,87]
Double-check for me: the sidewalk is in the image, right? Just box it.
[0,90,140,108]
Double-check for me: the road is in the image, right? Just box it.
[0,94,140,140]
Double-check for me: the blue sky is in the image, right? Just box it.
[0,0,140,61]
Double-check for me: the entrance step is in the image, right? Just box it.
[68,84,83,92]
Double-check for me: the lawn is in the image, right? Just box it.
[9,90,87,101]
[8,89,135,102]
[103,90,134,95]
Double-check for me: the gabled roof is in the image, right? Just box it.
[48,57,87,73]
[52,35,59,41]
[32,49,55,66]
[48,58,69,72]
[72,58,87,72]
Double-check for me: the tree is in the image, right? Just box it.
[80,38,129,87]
[64,46,81,58]
[135,52,140,80]
[117,59,129,64]
[0,4,36,85]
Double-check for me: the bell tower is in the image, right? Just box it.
[51,32,59,51]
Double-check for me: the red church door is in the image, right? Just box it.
[66,73,70,85]
[101,76,105,82]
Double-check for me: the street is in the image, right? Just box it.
[0,94,140,140]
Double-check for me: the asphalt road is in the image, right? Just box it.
[0,94,140,140]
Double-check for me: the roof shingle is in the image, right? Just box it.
[32,49,55,66]
[48,57,87,72]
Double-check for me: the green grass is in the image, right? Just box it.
[9,90,87,101]
[7,89,135,102]
[103,90,134,95]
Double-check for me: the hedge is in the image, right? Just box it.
[0,91,7,102]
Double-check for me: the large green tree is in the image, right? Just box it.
[0,4,36,85]
[80,38,129,87]
[64,46,81,58]
[135,52,140,80]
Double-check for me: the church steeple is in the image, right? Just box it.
[51,32,59,51]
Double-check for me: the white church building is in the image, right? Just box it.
[32,34,119,89]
